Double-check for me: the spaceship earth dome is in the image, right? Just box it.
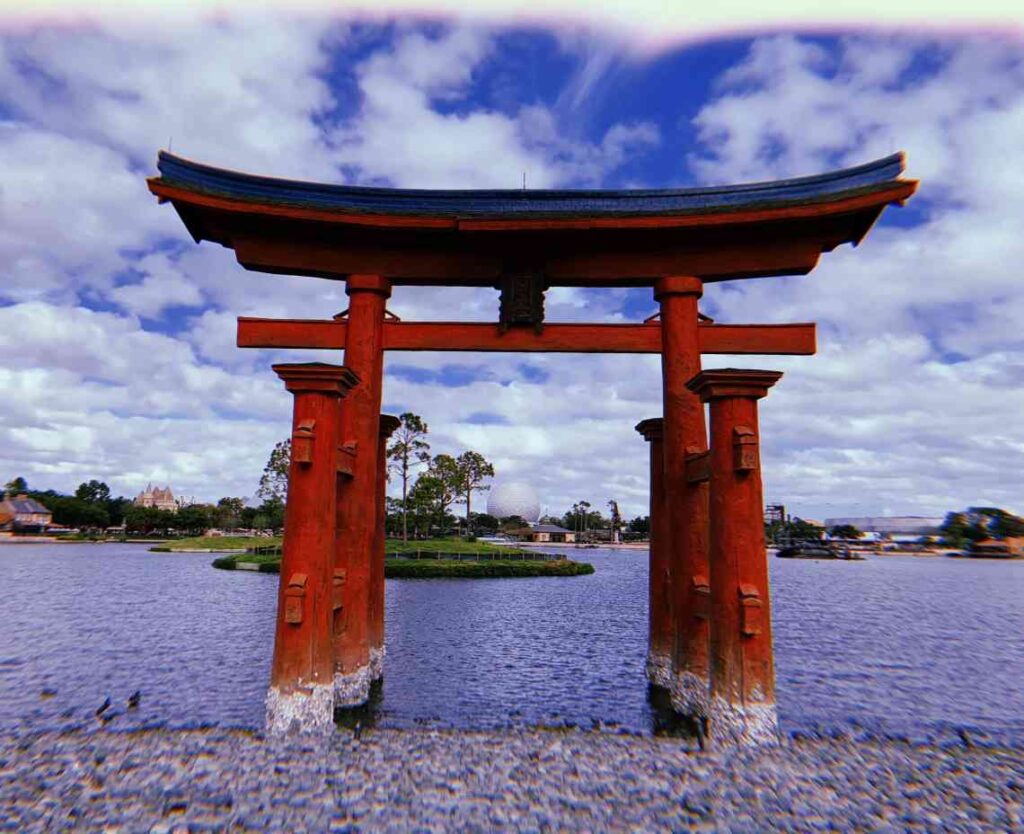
[486,480,541,523]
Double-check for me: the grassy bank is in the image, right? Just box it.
[163,535,533,556]
[385,538,535,558]
[212,553,594,578]
[158,536,539,555]
[150,536,280,553]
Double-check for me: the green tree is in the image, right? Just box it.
[499,515,530,536]
[106,497,132,527]
[828,524,862,540]
[75,480,111,505]
[255,498,285,533]
[788,517,824,540]
[176,504,215,536]
[627,515,650,535]
[454,450,494,534]
[469,512,499,534]
[424,454,461,533]
[44,496,109,530]
[942,507,1024,545]
[4,476,27,494]
[406,474,449,537]
[256,440,291,504]
[216,497,245,531]
[124,504,166,535]
[387,413,431,543]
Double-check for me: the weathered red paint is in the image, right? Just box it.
[655,277,711,715]
[333,275,390,703]
[269,363,358,725]
[371,414,401,679]
[237,318,816,356]
[687,368,783,745]
[635,418,669,688]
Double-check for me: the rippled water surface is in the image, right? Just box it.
[1,543,1022,743]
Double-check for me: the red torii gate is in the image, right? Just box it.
[149,152,915,744]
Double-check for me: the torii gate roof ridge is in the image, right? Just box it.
[153,150,910,220]
[148,150,916,285]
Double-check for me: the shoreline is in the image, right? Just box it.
[2,726,1020,830]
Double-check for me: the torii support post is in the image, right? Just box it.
[334,274,390,706]
[688,368,783,746]
[370,414,401,680]
[655,277,711,715]
[635,419,670,688]
[267,362,359,734]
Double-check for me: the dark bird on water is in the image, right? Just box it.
[128,690,142,709]
[95,697,111,717]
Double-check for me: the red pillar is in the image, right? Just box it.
[688,368,782,746]
[370,414,401,680]
[267,362,359,734]
[635,418,670,688]
[334,274,390,706]
[655,276,711,714]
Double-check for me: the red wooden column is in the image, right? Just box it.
[635,418,670,688]
[267,362,359,734]
[370,414,401,680]
[655,276,711,713]
[334,274,391,706]
[687,368,782,746]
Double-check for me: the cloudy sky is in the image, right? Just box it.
[1,5,1022,520]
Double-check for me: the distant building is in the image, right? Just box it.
[0,494,53,533]
[527,523,576,544]
[823,516,944,536]
[135,484,178,511]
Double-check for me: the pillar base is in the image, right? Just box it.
[670,670,710,719]
[368,646,386,681]
[709,697,780,747]
[645,650,673,689]
[333,665,372,707]
[265,684,335,735]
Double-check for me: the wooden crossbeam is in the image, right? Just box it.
[237,318,816,355]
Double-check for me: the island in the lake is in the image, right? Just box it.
[167,536,596,578]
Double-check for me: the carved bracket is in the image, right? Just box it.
[685,448,711,484]
[733,426,758,472]
[497,268,547,334]
[337,441,357,478]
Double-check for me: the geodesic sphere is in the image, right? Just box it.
[486,481,541,522]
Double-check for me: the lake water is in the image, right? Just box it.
[1,543,1022,745]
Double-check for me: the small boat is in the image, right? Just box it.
[776,540,864,560]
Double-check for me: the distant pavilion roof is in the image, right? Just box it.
[147,151,917,286]
[533,523,573,534]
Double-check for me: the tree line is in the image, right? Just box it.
[253,412,496,540]
[385,413,494,539]
[3,475,280,536]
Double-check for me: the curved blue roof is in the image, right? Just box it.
[155,151,908,218]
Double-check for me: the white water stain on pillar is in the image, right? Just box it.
[265,684,335,735]
[709,696,780,747]
[368,646,386,681]
[646,650,674,689]
[333,666,372,707]
[670,670,710,719]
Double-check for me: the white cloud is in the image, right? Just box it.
[1,18,1021,523]
[332,26,659,188]
[111,253,204,319]
[694,34,1024,517]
